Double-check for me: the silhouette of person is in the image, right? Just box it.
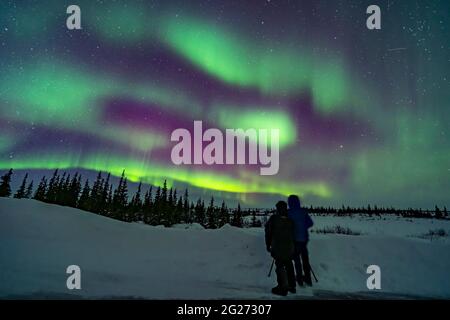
[288,195,314,286]
[265,201,296,296]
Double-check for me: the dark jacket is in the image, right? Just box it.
[288,196,314,242]
[265,214,295,261]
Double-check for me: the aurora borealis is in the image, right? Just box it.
[0,0,449,207]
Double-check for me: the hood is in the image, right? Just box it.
[288,195,301,210]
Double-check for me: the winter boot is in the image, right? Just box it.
[272,286,288,296]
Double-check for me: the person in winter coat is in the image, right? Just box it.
[287,194,314,286]
[265,201,296,296]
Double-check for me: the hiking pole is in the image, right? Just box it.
[310,265,318,283]
[267,259,275,277]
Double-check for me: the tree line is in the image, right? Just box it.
[0,168,448,223]
[307,204,449,219]
[0,168,245,228]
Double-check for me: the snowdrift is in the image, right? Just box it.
[1,198,449,299]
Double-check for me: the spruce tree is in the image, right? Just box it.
[142,186,153,224]
[112,170,128,221]
[190,202,195,223]
[161,180,168,203]
[160,180,168,225]
[163,187,173,226]
[58,173,70,205]
[74,174,82,206]
[183,189,190,223]
[152,186,161,225]
[231,203,243,227]
[201,200,205,225]
[33,176,48,201]
[53,172,66,204]
[78,179,91,211]
[143,187,152,208]
[194,198,206,226]
[0,169,13,197]
[99,173,110,215]
[250,210,256,227]
[65,173,81,207]
[168,188,174,208]
[106,184,113,216]
[130,182,143,221]
[14,173,28,199]
[173,189,178,205]
[45,169,60,203]
[176,196,183,224]
[206,196,217,229]
[135,182,143,207]
[174,189,182,224]
[251,210,261,227]
[121,177,129,221]
[435,205,442,219]
[89,172,103,213]
[24,180,34,198]
[219,200,229,227]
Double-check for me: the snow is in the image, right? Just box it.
[171,223,205,230]
[310,214,450,239]
[1,198,450,299]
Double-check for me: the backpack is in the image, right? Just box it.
[270,215,295,261]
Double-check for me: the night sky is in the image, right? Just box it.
[0,0,449,208]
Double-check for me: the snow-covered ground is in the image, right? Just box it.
[1,198,450,299]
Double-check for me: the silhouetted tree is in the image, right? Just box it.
[89,172,104,213]
[219,200,229,226]
[250,210,261,227]
[24,180,34,198]
[14,173,28,199]
[142,186,153,224]
[112,170,128,221]
[45,169,60,203]
[168,188,174,208]
[171,189,182,225]
[160,180,168,225]
[435,205,442,219]
[57,172,70,205]
[161,180,168,203]
[152,186,162,225]
[183,189,190,223]
[194,198,206,226]
[231,203,243,227]
[33,176,47,201]
[106,184,113,216]
[67,173,81,207]
[78,179,91,211]
[99,173,110,215]
[175,195,183,224]
[130,182,143,221]
[165,187,174,226]
[0,169,13,197]
[190,202,195,223]
[206,197,217,229]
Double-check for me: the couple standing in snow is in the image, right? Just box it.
[264,195,314,296]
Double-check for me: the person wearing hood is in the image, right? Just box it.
[287,194,314,286]
[265,201,296,296]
